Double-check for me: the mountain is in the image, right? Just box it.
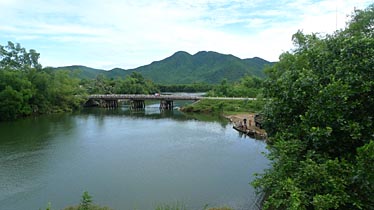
[50,51,274,84]
[50,65,104,79]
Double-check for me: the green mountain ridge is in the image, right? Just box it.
[49,51,274,84]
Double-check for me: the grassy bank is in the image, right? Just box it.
[180,99,264,115]
[41,192,234,210]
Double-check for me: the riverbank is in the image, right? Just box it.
[180,99,267,138]
[180,99,263,114]
[224,113,267,139]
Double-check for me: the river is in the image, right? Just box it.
[0,103,269,210]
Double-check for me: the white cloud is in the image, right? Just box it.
[0,0,372,69]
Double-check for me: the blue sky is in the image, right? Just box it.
[0,0,372,69]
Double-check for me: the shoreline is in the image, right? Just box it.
[224,113,267,139]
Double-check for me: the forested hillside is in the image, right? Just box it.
[50,51,273,84]
[133,51,271,83]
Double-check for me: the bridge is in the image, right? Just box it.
[87,94,254,109]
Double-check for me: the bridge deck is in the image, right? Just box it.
[88,94,254,101]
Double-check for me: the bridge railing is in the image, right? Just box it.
[88,94,255,101]
[88,94,202,100]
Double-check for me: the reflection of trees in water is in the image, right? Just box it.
[236,130,266,141]
[79,107,229,128]
[0,113,77,150]
[181,112,229,128]
[0,114,78,201]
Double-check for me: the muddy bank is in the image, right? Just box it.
[224,113,267,139]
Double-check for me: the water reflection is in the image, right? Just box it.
[0,106,268,210]
[0,114,80,208]
[80,104,229,127]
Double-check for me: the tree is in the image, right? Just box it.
[0,86,24,120]
[0,70,35,119]
[0,42,87,120]
[48,71,86,112]
[79,191,93,210]
[0,41,42,70]
[27,69,53,113]
[207,76,263,97]
[254,4,374,209]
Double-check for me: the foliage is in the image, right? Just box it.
[80,72,159,94]
[154,202,187,210]
[51,51,272,84]
[41,191,235,210]
[39,202,53,210]
[207,76,263,97]
[0,42,87,120]
[80,191,93,210]
[154,203,233,210]
[254,5,374,210]
[206,208,233,210]
[133,51,268,84]
[61,191,112,210]
[0,41,42,70]
[157,83,214,93]
[63,206,112,210]
[180,99,264,114]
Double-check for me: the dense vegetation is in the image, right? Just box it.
[157,83,213,93]
[51,51,273,84]
[132,51,271,84]
[0,41,264,121]
[207,76,263,97]
[179,75,264,114]
[180,99,264,115]
[253,5,374,209]
[0,43,161,121]
[80,72,159,94]
[0,42,86,120]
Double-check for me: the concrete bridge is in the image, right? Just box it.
[87,94,254,109]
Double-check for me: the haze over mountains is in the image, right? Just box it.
[50,51,274,84]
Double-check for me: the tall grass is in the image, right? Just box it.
[154,202,187,210]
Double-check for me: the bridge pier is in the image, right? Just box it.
[87,94,225,110]
[101,100,119,108]
[131,100,145,110]
[160,100,173,110]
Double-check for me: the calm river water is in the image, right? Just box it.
[0,103,269,210]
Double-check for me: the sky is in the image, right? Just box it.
[0,0,372,70]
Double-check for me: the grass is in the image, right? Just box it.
[154,202,233,210]
[180,99,264,115]
[63,205,112,210]
[154,202,187,210]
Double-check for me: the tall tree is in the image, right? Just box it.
[254,5,374,209]
[0,41,42,70]
[0,42,86,120]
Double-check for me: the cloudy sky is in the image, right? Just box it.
[0,0,372,69]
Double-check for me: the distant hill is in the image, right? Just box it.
[49,65,104,78]
[49,51,274,84]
